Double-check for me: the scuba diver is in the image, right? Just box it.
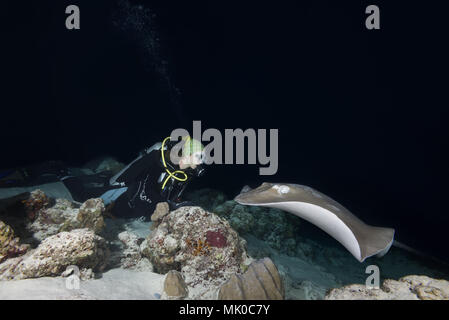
[0,136,206,218]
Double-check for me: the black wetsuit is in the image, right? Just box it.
[62,141,204,218]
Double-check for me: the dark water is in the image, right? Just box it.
[1,1,448,262]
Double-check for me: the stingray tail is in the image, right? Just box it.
[392,240,423,255]
[392,240,449,267]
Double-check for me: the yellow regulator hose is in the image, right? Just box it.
[160,136,188,190]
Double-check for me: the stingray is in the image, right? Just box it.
[234,182,395,262]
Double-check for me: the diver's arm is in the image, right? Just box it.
[163,175,194,211]
[166,164,205,200]
[170,180,190,202]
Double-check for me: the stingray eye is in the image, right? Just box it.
[278,185,290,194]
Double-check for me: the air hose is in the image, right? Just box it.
[160,136,188,190]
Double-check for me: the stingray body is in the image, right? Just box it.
[234,183,395,262]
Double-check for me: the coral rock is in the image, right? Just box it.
[117,231,152,271]
[141,206,251,299]
[150,202,170,229]
[0,228,109,280]
[29,195,106,241]
[23,189,51,221]
[218,257,284,300]
[206,230,227,248]
[164,270,188,298]
[325,275,449,300]
[28,198,78,242]
[76,198,105,234]
[0,221,29,263]
[213,200,301,255]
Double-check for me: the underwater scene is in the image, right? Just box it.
[1,0,449,303]
[0,158,448,300]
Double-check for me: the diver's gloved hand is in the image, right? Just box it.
[167,199,195,211]
[195,166,206,177]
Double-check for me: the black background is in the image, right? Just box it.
[1,1,448,262]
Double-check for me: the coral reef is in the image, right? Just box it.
[0,228,109,281]
[186,189,301,255]
[206,230,227,248]
[2,190,105,245]
[22,189,51,221]
[27,198,78,242]
[117,231,152,271]
[27,193,106,242]
[185,189,228,211]
[218,257,284,300]
[141,206,253,299]
[98,215,153,271]
[1,182,447,300]
[75,198,105,234]
[185,238,211,256]
[325,275,449,300]
[213,200,301,255]
[0,221,29,263]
